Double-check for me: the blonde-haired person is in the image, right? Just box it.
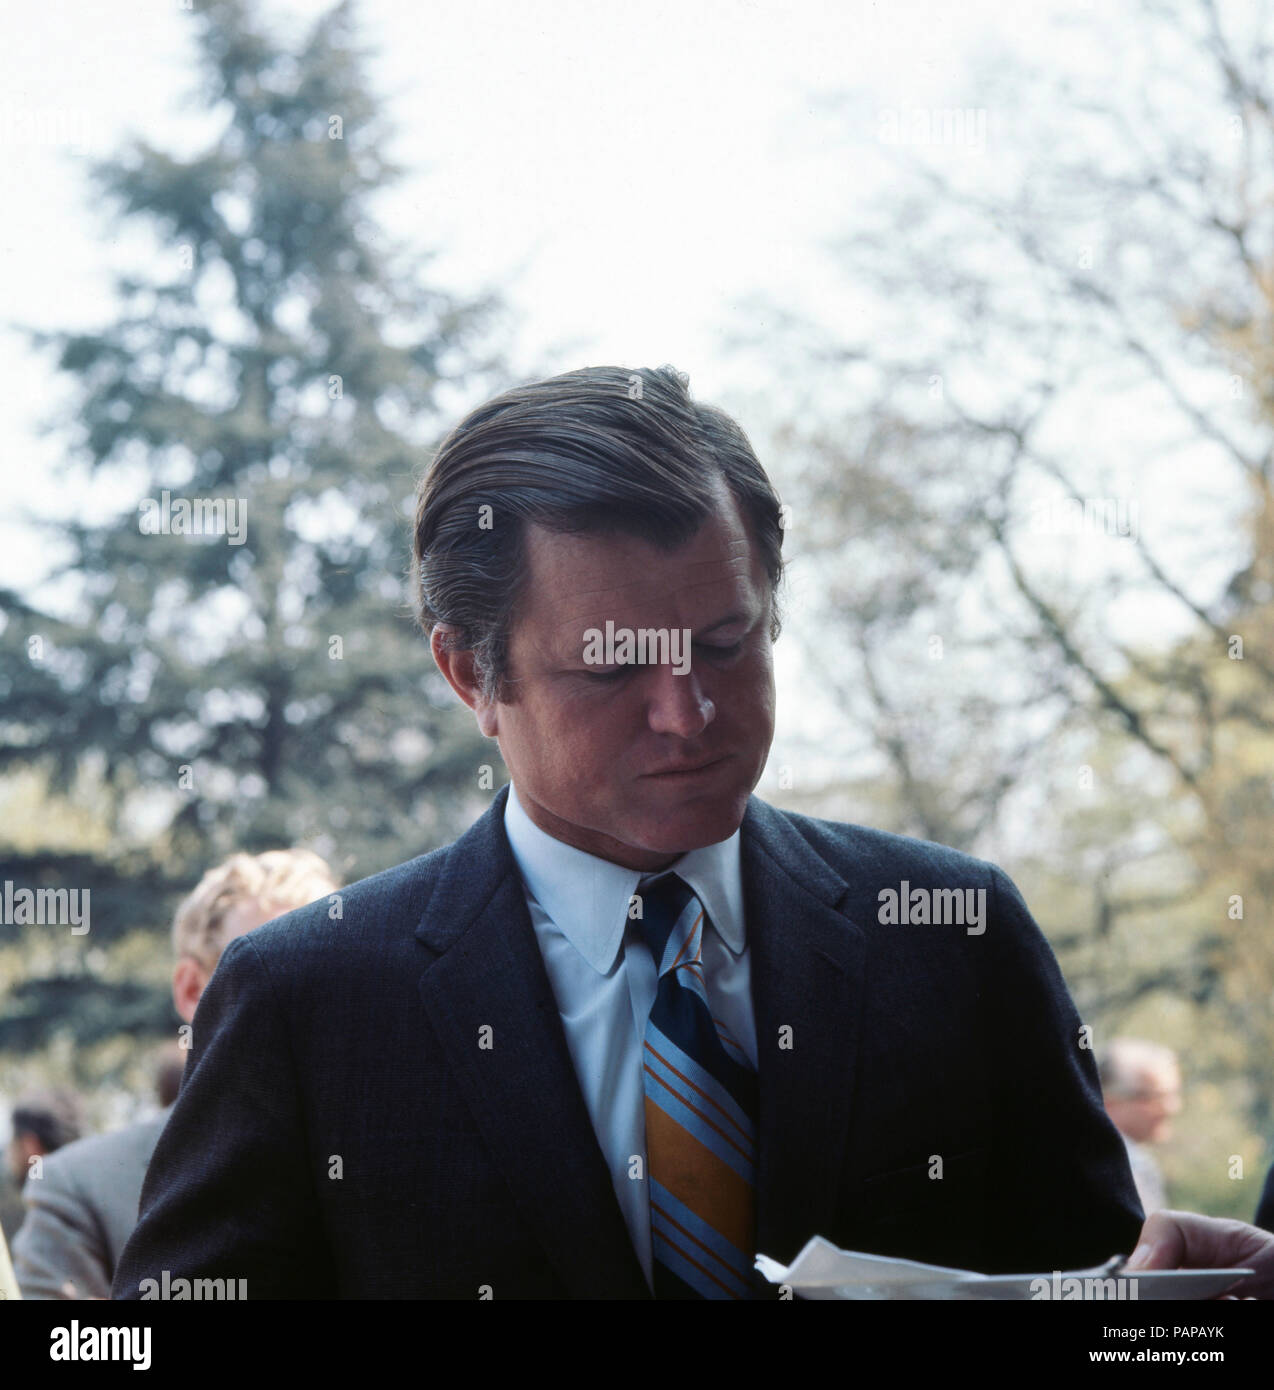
[12,848,339,1300]
[170,849,340,1031]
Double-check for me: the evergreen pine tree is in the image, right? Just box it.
[1,0,506,1061]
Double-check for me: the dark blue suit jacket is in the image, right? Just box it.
[113,786,1142,1298]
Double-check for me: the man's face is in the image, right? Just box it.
[475,489,776,870]
[1106,1064,1182,1144]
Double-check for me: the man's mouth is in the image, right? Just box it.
[641,756,728,777]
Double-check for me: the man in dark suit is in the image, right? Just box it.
[114,364,1143,1300]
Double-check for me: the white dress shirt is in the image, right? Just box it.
[1120,1133,1167,1214]
[503,780,757,1289]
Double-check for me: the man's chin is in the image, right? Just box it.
[620,791,749,856]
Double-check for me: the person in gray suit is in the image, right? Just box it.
[12,848,339,1299]
[2,1088,84,1248]
[14,1114,170,1300]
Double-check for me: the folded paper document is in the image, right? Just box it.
[755,1236,1252,1300]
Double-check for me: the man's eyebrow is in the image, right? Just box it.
[696,611,752,637]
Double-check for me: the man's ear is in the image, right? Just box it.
[172,956,208,1024]
[430,624,499,737]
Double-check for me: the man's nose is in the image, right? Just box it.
[645,662,714,738]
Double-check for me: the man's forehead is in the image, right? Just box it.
[539,536,755,631]
[1131,1061,1177,1089]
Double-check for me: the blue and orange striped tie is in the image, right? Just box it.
[638,871,758,1299]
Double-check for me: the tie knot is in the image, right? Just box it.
[635,872,702,977]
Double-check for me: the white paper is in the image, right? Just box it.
[756,1237,985,1300]
[752,1236,1214,1301]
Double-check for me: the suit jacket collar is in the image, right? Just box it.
[416,785,650,1297]
[415,785,866,1295]
[501,778,747,973]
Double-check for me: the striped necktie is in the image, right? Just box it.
[638,871,758,1299]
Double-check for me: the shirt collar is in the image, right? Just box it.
[503,780,746,974]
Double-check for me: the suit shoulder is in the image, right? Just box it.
[758,800,998,888]
[232,842,451,959]
[26,1115,164,1197]
[753,802,1052,976]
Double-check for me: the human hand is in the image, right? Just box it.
[1126,1209,1274,1299]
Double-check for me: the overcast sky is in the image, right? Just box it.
[0,0,1061,541]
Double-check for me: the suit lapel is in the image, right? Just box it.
[415,786,867,1294]
[415,785,650,1298]
[741,796,867,1270]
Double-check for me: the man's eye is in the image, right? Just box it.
[579,642,742,682]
